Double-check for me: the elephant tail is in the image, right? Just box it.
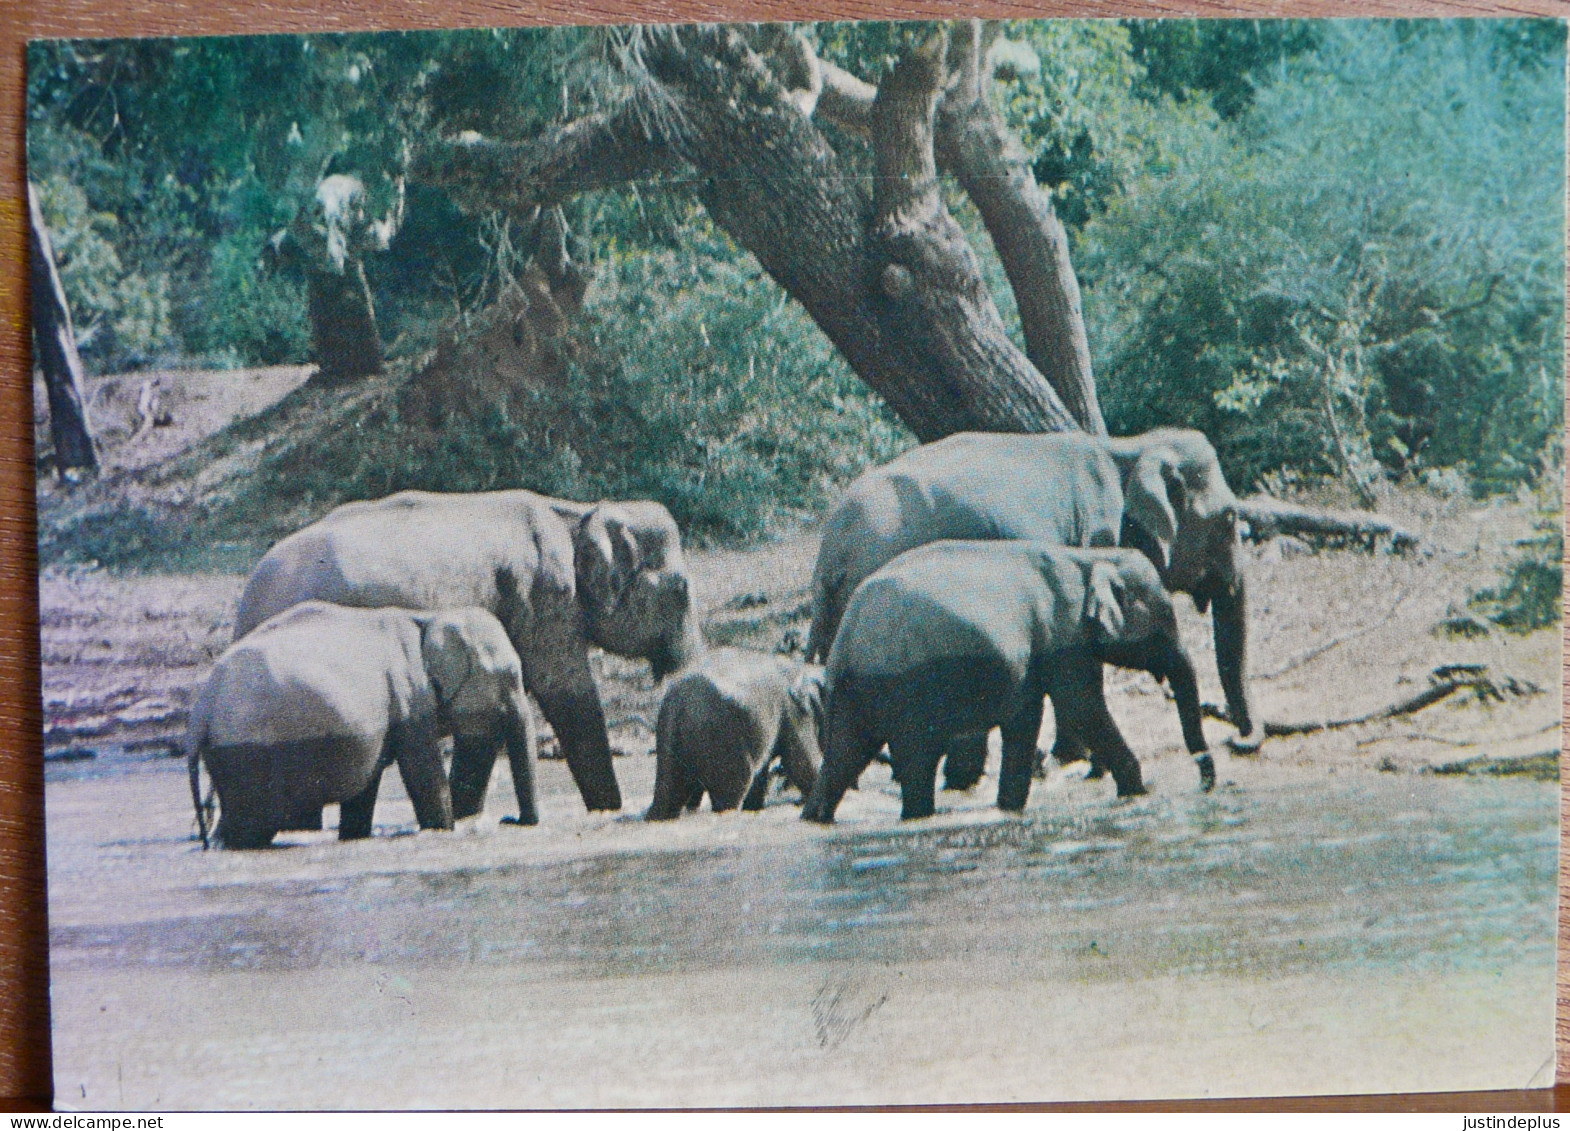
[805,581,843,665]
[187,681,215,850]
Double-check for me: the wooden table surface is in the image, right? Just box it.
[1,0,1566,1112]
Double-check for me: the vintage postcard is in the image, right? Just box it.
[29,17,1563,1108]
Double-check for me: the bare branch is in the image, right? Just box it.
[934,24,1105,436]
[1203,665,1542,737]
[413,102,685,215]
[1237,496,1420,552]
[1256,592,1411,680]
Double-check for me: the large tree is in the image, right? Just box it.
[28,181,98,480]
[420,21,1103,444]
[415,20,1422,554]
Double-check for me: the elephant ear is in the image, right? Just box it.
[573,505,643,616]
[419,615,477,710]
[789,668,827,734]
[1083,561,1126,642]
[1125,449,1180,573]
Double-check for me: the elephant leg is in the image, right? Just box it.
[941,731,989,791]
[646,747,690,821]
[802,711,879,824]
[893,737,944,821]
[280,802,324,832]
[997,699,1045,813]
[741,757,775,812]
[501,706,540,826]
[449,730,499,821]
[338,764,384,841]
[1051,725,1089,766]
[1048,697,1099,779]
[215,813,277,850]
[1051,668,1146,798]
[392,716,455,832]
[527,647,621,812]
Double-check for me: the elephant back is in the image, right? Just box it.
[234,490,561,641]
[808,432,1122,661]
[658,651,784,763]
[205,603,426,749]
[831,542,1053,682]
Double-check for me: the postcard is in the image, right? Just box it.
[29,16,1563,1108]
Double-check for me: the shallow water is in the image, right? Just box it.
[53,771,1557,987]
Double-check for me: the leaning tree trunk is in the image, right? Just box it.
[417,21,1411,555]
[27,181,98,480]
[421,24,1082,443]
[936,23,1104,436]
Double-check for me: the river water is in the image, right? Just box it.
[46,755,1559,1107]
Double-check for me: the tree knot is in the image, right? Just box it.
[880,263,914,300]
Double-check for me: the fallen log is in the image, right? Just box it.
[1203,664,1542,738]
[1236,496,1420,553]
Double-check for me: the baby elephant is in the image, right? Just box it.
[802,542,1212,824]
[646,648,825,820]
[188,601,538,848]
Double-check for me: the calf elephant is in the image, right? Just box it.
[234,490,704,813]
[805,428,1261,790]
[801,543,1213,825]
[646,648,824,820]
[188,602,537,849]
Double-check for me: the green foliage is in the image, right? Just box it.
[169,212,913,557]
[1078,21,1565,498]
[1470,482,1564,634]
[999,21,1191,228]
[34,174,173,368]
[1125,20,1322,119]
[26,29,567,372]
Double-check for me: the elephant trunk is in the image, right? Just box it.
[805,588,840,664]
[1211,576,1262,752]
[448,731,496,822]
[650,611,705,681]
[502,705,539,827]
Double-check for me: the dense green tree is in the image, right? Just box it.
[1078,20,1565,498]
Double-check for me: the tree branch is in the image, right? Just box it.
[871,25,947,230]
[934,20,1105,436]
[814,60,877,135]
[413,101,685,215]
[1237,496,1420,552]
[867,28,1080,435]
[1202,665,1542,737]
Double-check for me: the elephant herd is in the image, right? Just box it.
[187,427,1260,848]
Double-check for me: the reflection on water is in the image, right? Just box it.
[53,775,1557,984]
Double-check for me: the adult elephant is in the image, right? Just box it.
[801,543,1213,824]
[234,490,704,813]
[805,428,1261,788]
[189,602,537,848]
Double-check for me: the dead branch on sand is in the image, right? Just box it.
[1203,664,1543,738]
[1354,717,1560,750]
